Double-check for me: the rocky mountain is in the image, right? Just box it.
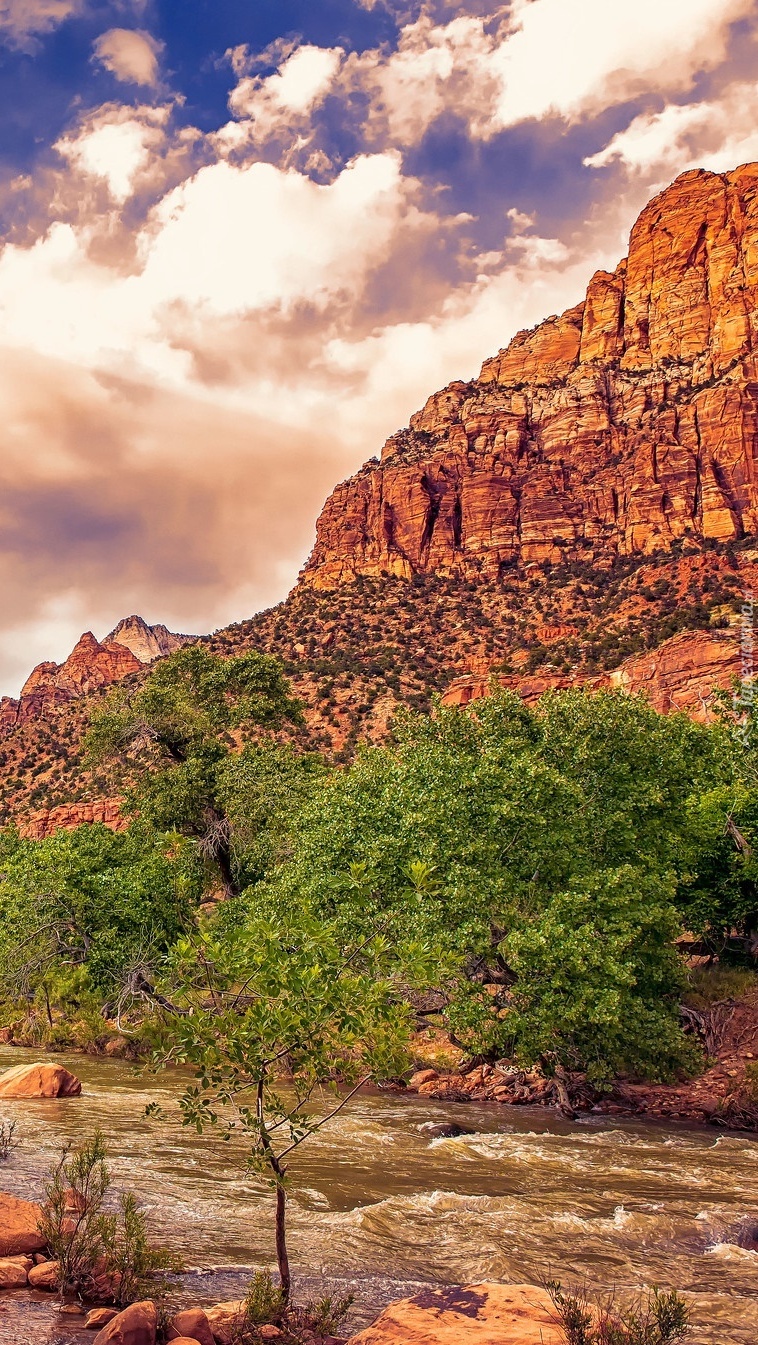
[0,619,194,822]
[106,615,194,664]
[0,618,192,738]
[304,166,758,587]
[1,166,756,825]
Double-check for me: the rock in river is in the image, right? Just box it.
[348,1283,563,1345]
[0,1192,45,1255]
[166,1307,215,1344]
[93,1299,157,1345]
[0,1061,82,1098]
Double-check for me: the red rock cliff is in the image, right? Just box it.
[302,166,758,588]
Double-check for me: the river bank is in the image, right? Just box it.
[0,1047,756,1344]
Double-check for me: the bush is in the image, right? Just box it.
[546,1281,690,1344]
[39,1130,179,1306]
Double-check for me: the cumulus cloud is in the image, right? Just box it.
[56,104,171,202]
[92,27,164,87]
[585,80,758,183]
[0,0,82,47]
[228,44,343,137]
[224,0,756,152]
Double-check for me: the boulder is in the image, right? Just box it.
[0,1191,46,1255]
[93,1300,157,1345]
[0,1062,82,1098]
[409,1070,438,1089]
[166,1307,215,1344]
[85,1307,119,1330]
[0,1255,30,1287]
[170,1339,205,1345]
[28,1257,59,1288]
[205,1300,245,1345]
[419,1123,474,1139]
[348,1283,563,1345]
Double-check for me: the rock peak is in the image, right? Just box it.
[302,163,758,588]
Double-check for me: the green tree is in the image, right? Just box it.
[266,690,728,1081]
[145,896,421,1302]
[87,645,302,898]
[0,822,200,1016]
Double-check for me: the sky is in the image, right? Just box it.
[1,0,758,693]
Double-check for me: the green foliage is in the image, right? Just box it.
[39,1130,178,1306]
[242,1270,286,1325]
[267,690,733,1080]
[495,870,700,1086]
[0,822,200,1009]
[686,965,758,1009]
[547,1282,690,1345]
[148,891,425,1300]
[87,645,303,897]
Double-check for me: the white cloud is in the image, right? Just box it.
[56,105,170,202]
[0,0,82,45]
[488,0,754,130]
[585,80,758,182]
[92,27,163,86]
[255,0,756,150]
[227,44,343,140]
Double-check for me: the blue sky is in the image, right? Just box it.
[0,0,757,692]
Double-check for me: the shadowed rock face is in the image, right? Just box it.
[303,166,758,589]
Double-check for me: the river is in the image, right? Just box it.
[0,1046,755,1344]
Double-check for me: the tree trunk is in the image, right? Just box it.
[215,840,240,899]
[275,1179,290,1302]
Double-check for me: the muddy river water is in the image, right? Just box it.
[0,1046,755,1344]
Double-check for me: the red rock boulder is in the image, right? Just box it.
[0,1062,81,1098]
[0,1255,31,1288]
[28,1257,59,1288]
[348,1283,563,1345]
[0,1191,46,1255]
[166,1307,215,1344]
[92,1299,157,1345]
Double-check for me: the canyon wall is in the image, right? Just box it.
[303,166,758,588]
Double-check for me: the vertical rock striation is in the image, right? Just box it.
[302,167,758,588]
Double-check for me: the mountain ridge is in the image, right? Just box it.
[302,165,758,590]
[2,165,758,825]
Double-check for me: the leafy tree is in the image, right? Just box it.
[0,822,200,1014]
[143,894,427,1302]
[266,690,728,1081]
[87,645,303,897]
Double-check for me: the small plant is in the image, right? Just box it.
[546,1281,691,1345]
[39,1130,179,1306]
[229,1271,354,1344]
[743,1060,758,1102]
[0,1119,19,1161]
[300,1291,354,1337]
[243,1270,286,1326]
[99,1191,180,1308]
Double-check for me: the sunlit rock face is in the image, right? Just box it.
[302,166,758,589]
[0,618,193,736]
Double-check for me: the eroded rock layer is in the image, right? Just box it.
[303,167,758,588]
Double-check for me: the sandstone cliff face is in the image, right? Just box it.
[20,797,125,841]
[0,618,192,737]
[106,614,194,663]
[442,629,741,720]
[303,166,758,588]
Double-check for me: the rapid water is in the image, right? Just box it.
[0,1046,755,1344]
